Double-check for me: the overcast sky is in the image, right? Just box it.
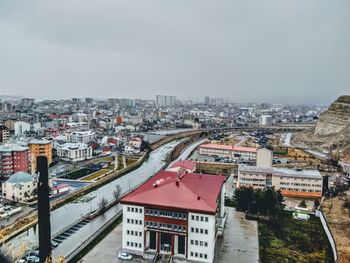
[0,1,349,104]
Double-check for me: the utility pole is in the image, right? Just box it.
[37,156,52,263]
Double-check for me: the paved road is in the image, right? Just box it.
[218,208,259,263]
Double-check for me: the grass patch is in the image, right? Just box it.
[61,167,98,180]
[81,169,110,181]
[259,211,334,263]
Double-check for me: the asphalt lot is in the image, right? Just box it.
[82,222,147,263]
[218,207,259,263]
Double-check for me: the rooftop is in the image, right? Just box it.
[29,139,51,145]
[121,171,226,214]
[7,172,33,184]
[0,144,28,152]
[170,160,196,171]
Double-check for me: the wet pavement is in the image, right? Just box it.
[218,207,259,263]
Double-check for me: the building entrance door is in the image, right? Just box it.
[178,235,185,255]
[150,231,157,250]
[160,233,172,253]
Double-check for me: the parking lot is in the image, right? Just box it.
[82,222,147,263]
[218,207,259,263]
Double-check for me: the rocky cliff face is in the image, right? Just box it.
[314,95,350,136]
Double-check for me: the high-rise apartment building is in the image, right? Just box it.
[156,95,176,107]
[0,144,29,177]
[28,139,53,174]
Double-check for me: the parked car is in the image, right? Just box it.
[26,255,39,263]
[118,252,133,261]
[51,240,58,248]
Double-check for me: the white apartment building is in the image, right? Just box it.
[238,166,323,199]
[14,121,30,135]
[121,171,226,262]
[199,143,257,160]
[57,143,92,162]
[71,131,95,143]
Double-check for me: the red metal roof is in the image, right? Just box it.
[170,160,196,171]
[121,171,226,214]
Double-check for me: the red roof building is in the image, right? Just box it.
[121,171,226,262]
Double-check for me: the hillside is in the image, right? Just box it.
[314,95,350,136]
[293,95,350,162]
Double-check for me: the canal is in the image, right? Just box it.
[5,139,184,258]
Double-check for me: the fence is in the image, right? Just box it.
[315,210,338,262]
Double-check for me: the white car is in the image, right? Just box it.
[118,252,133,261]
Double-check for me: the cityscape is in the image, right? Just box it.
[1,1,349,263]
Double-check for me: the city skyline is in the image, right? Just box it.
[1,1,349,104]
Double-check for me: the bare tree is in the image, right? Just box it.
[99,197,108,211]
[113,185,121,201]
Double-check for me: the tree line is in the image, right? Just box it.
[231,187,285,217]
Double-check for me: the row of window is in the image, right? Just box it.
[190,227,208,235]
[145,209,187,220]
[190,239,208,247]
[127,207,143,213]
[190,252,208,259]
[126,230,142,237]
[280,177,321,182]
[126,241,142,248]
[280,187,321,193]
[145,221,186,232]
[191,215,209,222]
[126,218,143,225]
[240,178,266,182]
[280,182,322,187]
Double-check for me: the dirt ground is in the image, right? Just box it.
[322,192,350,263]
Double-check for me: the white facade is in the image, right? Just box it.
[57,143,92,162]
[259,115,272,126]
[256,148,273,168]
[238,166,323,198]
[14,121,30,135]
[187,213,216,262]
[122,205,145,254]
[71,131,95,143]
[2,172,36,202]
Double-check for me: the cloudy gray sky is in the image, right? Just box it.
[0,0,349,104]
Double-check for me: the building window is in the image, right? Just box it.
[204,254,207,259]
[205,242,208,247]
[191,240,194,245]
[191,215,194,220]
[195,228,199,233]
[190,252,194,257]
[205,217,208,222]
[127,241,130,246]
[200,216,204,222]
[200,229,203,234]
[195,240,198,245]
[127,219,130,223]
[135,208,138,213]
[191,227,194,233]
[139,208,143,213]
[127,230,130,234]
[131,208,134,212]
[205,229,208,234]
[196,216,199,221]
[139,243,142,248]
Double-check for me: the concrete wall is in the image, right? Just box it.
[315,210,338,262]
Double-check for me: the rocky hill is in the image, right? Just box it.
[314,95,350,136]
[293,95,350,161]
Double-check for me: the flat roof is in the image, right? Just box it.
[239,165,322,179]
